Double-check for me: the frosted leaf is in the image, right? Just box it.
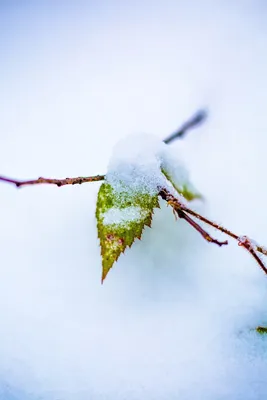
[256,326,267,334]
[106,133,200,199]
[96,133,202,282]
[96,182,159,282]
[160,145,202,201]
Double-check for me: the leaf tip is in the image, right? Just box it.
[101,268,109,283]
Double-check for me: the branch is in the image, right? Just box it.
[0,174,105,188]
[175,208,228,247]
[0,109,207,189]
[163,109,207,144]
[159,189,267,275]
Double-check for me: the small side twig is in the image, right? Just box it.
[175,208,228,247]
[0,174,105,188]
[159,189,267,275]
[163,109,207,144]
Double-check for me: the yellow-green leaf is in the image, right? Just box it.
[96,182,159,282]
[161,168,202,201]
[256,326,267,334]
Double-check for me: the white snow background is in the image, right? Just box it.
[1,1,267,399]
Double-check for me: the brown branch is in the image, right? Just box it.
[163,109,207,144]
[175,208,228,247]
[0,174,105,188]
[237,236,267,276]
[175,203,267,260]
[159,189,267,275]
[253,243,267,257]
[0,109,206,189]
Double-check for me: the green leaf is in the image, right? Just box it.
[256,326,267,334]
[161,168,202,201]
[96,182,159,282]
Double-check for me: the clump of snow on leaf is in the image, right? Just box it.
[106,133,167,195]
[106,133,194,198]
[102,206,150,226]
[106,133,201,203]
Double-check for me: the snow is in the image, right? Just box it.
[106,133,191,198]
[1,2,267,400]
[160,145,190,186]
[102,206,149,225]
[238,235,258,251]
[106,133,166,195]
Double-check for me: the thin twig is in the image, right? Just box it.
[0,175,105,188]
[253,244,267,257]
[0,110,206,189]
[159,189,267,275]
[175,208,228,247]
[163,109,207,144]
[237,236,267,276]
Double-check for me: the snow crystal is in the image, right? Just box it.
[106,133,166,195]
[238,236,258,251]
[106,133,189,197]
[102,206,149,226]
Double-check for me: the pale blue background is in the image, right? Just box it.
[1,1,267,399]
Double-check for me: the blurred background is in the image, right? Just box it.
[1,1,267,399]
